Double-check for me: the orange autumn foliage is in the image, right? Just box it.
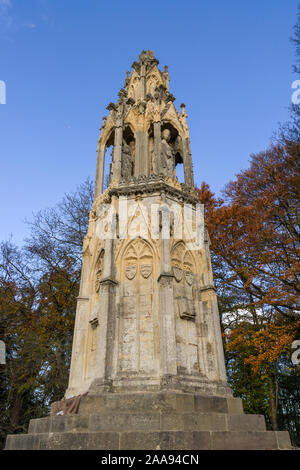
[197,143,300,319]
[225,321,300,375]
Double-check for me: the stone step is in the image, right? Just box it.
[76,392,244,415]
[28,411,266,434]
[5,430,291,450]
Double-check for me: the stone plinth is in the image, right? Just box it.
[5,392,292,450]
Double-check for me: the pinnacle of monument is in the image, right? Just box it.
[139,49,158,64]
[131,49,159,74]
[94,50,195,195]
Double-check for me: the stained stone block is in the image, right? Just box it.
[67,414,90,432]
[77,392,245,417]
[160,412,227,432]
[226,396,244,414]
[50,415,68,433]
[275,431,293,450]
[78,392,180,415]
[47,432,89,450]
[211,431,280,450]
[90,413,160,432]
[194,395,228,413]
[87,432,120,450]
[5,428,292,450]
[174,393,195,412]
[227,414,266,431]
[28,417,50,434]
[120,431,212,450]
[5,433,40,450]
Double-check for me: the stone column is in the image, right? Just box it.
[66,297,89,397]
[183,137,194,187]
[90,236,118,393]
[140,63,146,100]
[135,130,148,177]
[158,201,177,382]
[65,252,91,397]
[153,121,161,174]
[209,288,227,383]
[200,286,227,384]
[94,143,106,198]
[113,124,123,182]
[163,65,170,92]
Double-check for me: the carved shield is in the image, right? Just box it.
[140,264,152,279]
[125,264,137,280]
[173,266,183,282]
[185,271,194,286]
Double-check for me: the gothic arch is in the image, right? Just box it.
[146,73,160,95]
[116,229,159,264]
[104,128,115,148]
[123,124,135,144]
[120,238,156,281]
[171,241,196,271]
[161,122,179,143]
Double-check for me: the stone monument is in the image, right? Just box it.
[5,51,291,450]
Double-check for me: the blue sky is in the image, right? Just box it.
[0,0,299,245]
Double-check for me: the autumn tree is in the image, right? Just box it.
[0,179,93,449]
[197,142,300,444]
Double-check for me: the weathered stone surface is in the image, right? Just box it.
[120,431,212,450]
[275,431,293,450]
[87,432,120,450]
[26,410,269,435]
[6,429,292,450]
[78,392,243,416]
[227,414,266,432]
[47,432,89,450]
[66,54,230,400]
[90,413,161,432]
[5,434,40,450]
[5,389,292,450]
[28,417,50,434]
[79,392,191,414]
[226,396,244,414]
[5,423,292,450]
[211,431,287,450]
[160,412,227,432]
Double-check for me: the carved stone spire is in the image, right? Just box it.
[93,51,195,190]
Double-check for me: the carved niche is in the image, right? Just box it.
[160,128,175,178]
[171,243,196,321]
[171,242,199,374]
[120,239,155,373]
[121,128,135,181]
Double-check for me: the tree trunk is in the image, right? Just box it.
[269,375,279,430]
